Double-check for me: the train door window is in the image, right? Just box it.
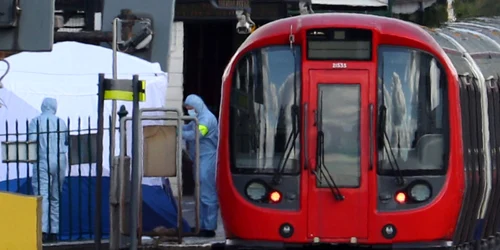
[317,84,361,188]
[487,78,496,167]
[471,78,483,171]
[377,46,449,175]
[459,76,472,173]
[229,46,302,174]
[455,76,471,242]
[494,78,500,171]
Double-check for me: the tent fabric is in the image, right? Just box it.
[0,41,190,240]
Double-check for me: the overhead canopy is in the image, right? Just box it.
[392,0,437,14]
[312,0,388,7]
[311,0,437,14]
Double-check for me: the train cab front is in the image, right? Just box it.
[299,26,464,247]
[216,42,308,248]
[216,15,464,249]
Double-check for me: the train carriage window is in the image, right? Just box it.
[377,46,449,175]
[229,46,301,174]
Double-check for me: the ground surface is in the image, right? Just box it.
[43,196,224,250]
[159,196,225,247]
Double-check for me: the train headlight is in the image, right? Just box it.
[245,181,267,201]
[409,183,432,202]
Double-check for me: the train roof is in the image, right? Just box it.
[241,13,439,51]
[425,17,500,80]
[238,13,500,81]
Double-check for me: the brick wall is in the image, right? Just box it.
[166,21,184,196]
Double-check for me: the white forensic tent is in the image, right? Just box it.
[0,41,190,240]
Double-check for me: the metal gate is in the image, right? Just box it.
[111,107,201,248]
[101,74,201,249]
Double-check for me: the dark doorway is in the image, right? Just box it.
[183,21,241,116]
[181,21,242,196]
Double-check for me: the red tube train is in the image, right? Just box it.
[216,13,500,249]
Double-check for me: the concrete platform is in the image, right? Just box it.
[158,196,225,247]
[44,241,217,250]
[43,196,225,250]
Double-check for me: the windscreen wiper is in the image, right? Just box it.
[377,105,405,186]
[273,27,300,185]
[273,106,299,184]
[312,90,344,201]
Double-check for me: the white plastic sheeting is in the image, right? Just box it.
[0,41,169,186]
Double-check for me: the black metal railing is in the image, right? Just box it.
[0,117,107,242]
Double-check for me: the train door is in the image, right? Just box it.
[307,69,370,240]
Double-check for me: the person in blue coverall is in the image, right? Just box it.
[183,94,219,238]
[28,98,69,243]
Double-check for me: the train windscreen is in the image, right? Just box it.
[306,28,372,61]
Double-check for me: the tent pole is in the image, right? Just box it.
[130,74,141,250]
[95,74,105,250]
[109,17,120,250]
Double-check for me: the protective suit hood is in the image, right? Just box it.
[181,93,219,231]
[41,98,58,115]
[30,96,67,235]
[184,94,207,115]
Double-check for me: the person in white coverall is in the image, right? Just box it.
[183,94,219,238]
[29,98,68,243]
